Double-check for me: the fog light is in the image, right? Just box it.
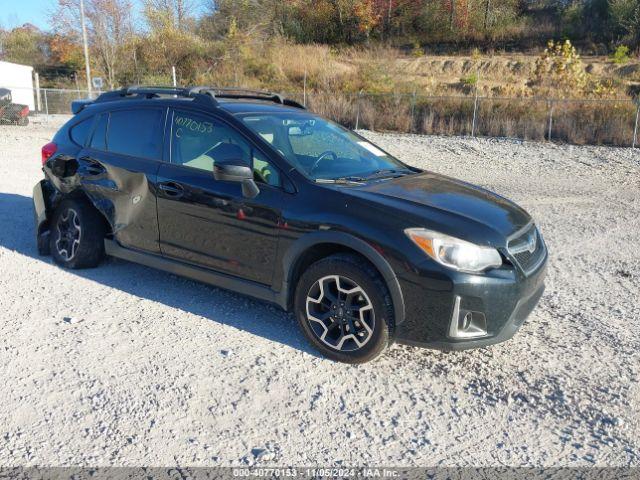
[448,296,488,339]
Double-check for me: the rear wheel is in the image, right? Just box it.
[294,253,393,363]
[50,198,106,269]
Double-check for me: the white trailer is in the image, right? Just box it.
[0,61,35,110]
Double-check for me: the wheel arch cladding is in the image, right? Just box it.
[282,231,405,326]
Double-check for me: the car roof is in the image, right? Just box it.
[78,97,312,119]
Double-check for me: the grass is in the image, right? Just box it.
[304,93,638,147]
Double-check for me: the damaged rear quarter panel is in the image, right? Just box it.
[47,148,161,254]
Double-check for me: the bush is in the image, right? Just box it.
[611,45,631,64]
[532,39,588,97]
[461,73,479,86]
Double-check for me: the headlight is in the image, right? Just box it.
[404,228,502,273]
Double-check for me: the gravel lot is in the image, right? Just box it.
[0,117,638,467]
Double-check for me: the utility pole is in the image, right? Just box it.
[80,0,92,97]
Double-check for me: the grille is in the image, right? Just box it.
[508,225,545,274]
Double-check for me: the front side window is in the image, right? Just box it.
[107,109,164,159]
[240,113,411,181]
[170,110,281,187]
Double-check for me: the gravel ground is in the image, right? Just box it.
[0,117,639,467]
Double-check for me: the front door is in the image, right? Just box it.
[156,108,286,285]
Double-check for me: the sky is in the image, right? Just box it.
[0,0,151,31]
[1,0,62,30]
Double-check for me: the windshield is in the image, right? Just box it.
[239,112,412,181]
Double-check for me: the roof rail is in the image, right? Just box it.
[75,86,305,112]
[92,86,211,101]
[204,87,305,109]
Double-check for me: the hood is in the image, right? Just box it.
[344,171,531,239]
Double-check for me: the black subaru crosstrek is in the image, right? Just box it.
[33,87,547,363]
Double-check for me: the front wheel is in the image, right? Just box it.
[50,198,106,269]
[294,253,394,363]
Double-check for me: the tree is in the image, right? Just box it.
[352,0,382,40]
[202,0,283,39]
[141,1,210,85]
[609,0,640,46]
[48,34,85,71]
[53,0,134,89]
[0,26,47,66]
[145,0,198,32]
[532,39,588,97]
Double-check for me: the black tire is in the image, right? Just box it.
[50,198,106,269]
[17,116,29,126]
[294,253,394,363]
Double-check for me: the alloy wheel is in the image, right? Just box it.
[305,275,375,352]
[55,208,82,261]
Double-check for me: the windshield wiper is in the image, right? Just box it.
[315,176,365,184]
[315,170,413,184]
[360,169,413,180]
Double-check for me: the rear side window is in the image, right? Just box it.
[90,113,108,150]
[70,117,94,146]
[108,109,164,159]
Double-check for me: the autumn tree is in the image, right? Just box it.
[201,0,284,39]
[0,26,48,66]
[145,0,198,32]
[53,0,135,89]
[140,0,210,85]
[48,34,85,72]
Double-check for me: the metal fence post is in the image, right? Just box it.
[547,100,554,142]
[471,94,479,137]
[34,73,42,114]
[303,69,307,108]
[44,89,49,122]
[355,91,362,130]
[410,90,417,133]
[633,102,640,148]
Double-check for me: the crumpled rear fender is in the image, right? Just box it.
[44,153,160,253]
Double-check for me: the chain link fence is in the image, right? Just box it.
[301,92,640,148]
[3,86,640,148]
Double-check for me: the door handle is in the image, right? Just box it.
[158,181,184,198]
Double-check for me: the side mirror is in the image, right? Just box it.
[213,161,252,182]
[213,160,260,199]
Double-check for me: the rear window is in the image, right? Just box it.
[70,117,94,146]
[90,113,108,150]
[107,109,164,159]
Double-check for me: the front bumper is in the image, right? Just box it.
[394,249,547,350]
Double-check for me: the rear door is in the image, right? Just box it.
[156,107,285,285]
[78,107,167,253]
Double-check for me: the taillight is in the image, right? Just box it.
[41,142,57,166]
[20,106,29,117]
